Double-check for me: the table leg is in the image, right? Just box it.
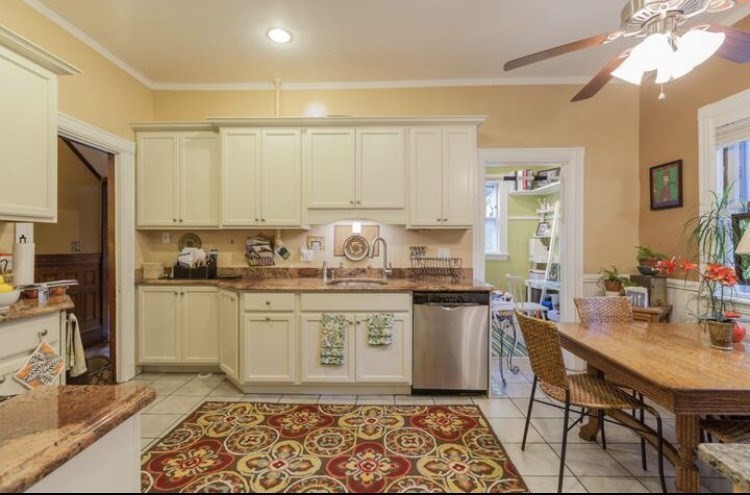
[675,414,701,493]
[578,363,601,441]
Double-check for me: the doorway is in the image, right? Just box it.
[35,137,116,384]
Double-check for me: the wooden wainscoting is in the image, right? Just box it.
[36,253,106,346]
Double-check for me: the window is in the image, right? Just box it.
[717,139,750,295]
[485,176,509,259]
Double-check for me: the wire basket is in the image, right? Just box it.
[410,256,463,280]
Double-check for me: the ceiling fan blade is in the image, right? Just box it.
[709,24,750,63]
[504,33,614,71]
[571,52,629,102]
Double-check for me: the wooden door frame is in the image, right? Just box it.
[58,113,137,383]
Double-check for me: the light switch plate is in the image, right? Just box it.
[162,232,171,244]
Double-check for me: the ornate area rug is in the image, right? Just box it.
[141,402,528,493]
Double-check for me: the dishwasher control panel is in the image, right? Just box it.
[413,292,489,305]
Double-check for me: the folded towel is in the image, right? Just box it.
[66,313,87,377]
[367,313,394,346]
[320,313,346,366]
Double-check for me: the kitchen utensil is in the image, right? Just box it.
[343,235,369,261]
[177,232,202,251]
[0,290,21,311]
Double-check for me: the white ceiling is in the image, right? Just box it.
[26,0,750,89]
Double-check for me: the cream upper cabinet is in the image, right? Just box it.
[305,128,356,209]
[137,131,219,228]
[409,126,476,228]
[179,133,220,227]
[219,290,240,382]
[0,28,77,223]
[180,287,219,363]
[220,128,301,227]
[137,286,181,364]
[242,313,297,384]
[259,129,302,225]
[357,128,406,209]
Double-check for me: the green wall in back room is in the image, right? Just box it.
[484,166,560,292]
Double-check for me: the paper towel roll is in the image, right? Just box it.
[12,242,34,286]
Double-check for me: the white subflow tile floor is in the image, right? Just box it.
[132,359,731,493]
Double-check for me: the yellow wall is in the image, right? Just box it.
[35,139,102,255]
[154,84,641,273]
[0,0,153,140]
[639,17,750,260]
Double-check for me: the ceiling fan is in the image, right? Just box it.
[504,0,750,102]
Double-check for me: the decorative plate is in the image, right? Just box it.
[178,233,202,251]
[343,235,370,261]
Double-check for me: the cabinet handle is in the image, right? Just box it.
[0,375,5,385]
[265,316,271,321]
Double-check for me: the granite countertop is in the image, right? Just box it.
[0,295,74,325]
[137,276,494,292]
[699,443,750,491]
[0,384,155,493]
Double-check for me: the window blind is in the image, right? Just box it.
[716,117,750,148]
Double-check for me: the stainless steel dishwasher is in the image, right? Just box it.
[412,292,489,393]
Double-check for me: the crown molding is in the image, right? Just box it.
[0,23,79,75]
[22,0,153,87]
[131,115,487,131]
[152,77,594,92]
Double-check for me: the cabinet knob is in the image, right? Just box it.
[436,219,442,222]
[265,316,271,321]
[356,201,361,205]
[265,301,271,306]
[172,218,177,223]
[261,219,266,222]
[443,218,448,222]
[180,218,184,222]
[350,201,355,205]
[0,375,5,385]
[38,329,48,338]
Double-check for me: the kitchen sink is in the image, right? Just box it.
[326,278,388,288]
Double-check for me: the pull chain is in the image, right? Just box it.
[658,84,666,101]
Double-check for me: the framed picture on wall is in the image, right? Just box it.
[650,160,683,210]
[536,221,550,237]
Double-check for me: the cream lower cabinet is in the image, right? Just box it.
[242,313,297,383]
[300,313,356,384]
[219,290,239,382]
[137,286,219,365]
[354,312,411,383]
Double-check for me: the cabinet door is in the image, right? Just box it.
[305,128,356,209]
[219,290,239,381]
[300,313,355,383]
[357,128,406,209]
[0,46,57,222]
[221,128,259,226]
[260,129,302,225]
[409,127,443,227]
[137,133,179,227]
[442,126,475,227]
[137,287,180,364]
[243,313,296,383]
[181,287,219,363]
[179,133,219,227]
[354,312,412,384]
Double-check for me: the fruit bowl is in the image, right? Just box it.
[0,290,20,312]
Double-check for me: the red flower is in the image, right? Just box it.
[656,257,677,275]
[680,259,698,273]
[704,263,739,287]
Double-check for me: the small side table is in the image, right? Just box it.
[632,305,672,323]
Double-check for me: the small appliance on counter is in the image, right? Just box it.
[172,247,218,280]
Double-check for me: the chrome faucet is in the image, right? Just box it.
[322,261,332,284]
[370,236,392,280]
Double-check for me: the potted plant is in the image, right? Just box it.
[657,188,739,350]
[599,266,627,296]
[635,245,668,272]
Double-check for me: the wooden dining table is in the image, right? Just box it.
[556,321,750,494]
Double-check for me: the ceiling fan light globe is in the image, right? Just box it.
[678,29,726,68]
[611,56,646,85]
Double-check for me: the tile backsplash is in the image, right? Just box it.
[136,222,473,270]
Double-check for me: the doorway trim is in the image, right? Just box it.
[474,147,585,322]
[58,113,137,382]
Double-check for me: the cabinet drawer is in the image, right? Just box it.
[0,341,61,396]
[244,293,296,312]
[300,293,410,312]
[0,314,61,361]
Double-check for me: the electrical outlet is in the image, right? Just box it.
[71,241,81,253]
[162,232,171,244]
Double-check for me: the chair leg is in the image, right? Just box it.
[598,409,607,450]
[640,401,647,471]
[655,415,667,494]
[558,396,571,494]
[522,375,537,451]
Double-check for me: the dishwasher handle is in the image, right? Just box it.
[417,302,487,308]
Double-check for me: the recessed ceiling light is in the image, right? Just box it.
[267,28,292,44]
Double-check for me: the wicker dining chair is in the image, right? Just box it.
[516,312,667,494]
[574,296,650,470]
